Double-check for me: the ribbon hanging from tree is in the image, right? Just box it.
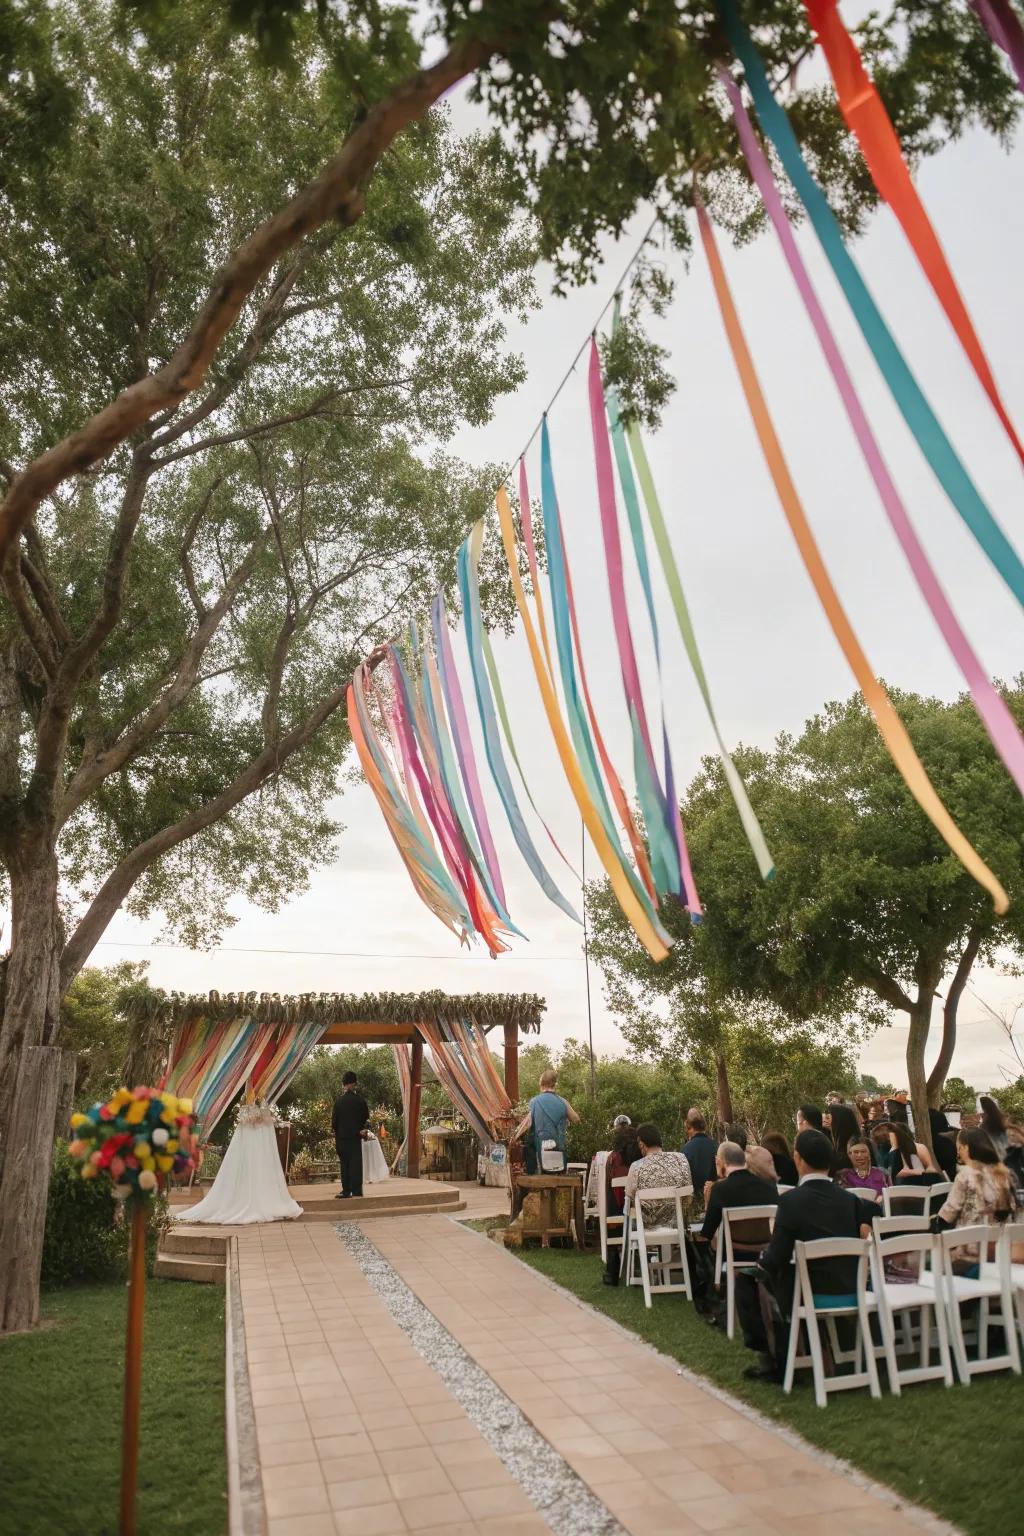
[971,0,1024,91]
[457,520,581,924]
[802,0,1024,466]
[495,467,673,961]
[719,0,1024,613]
[695,189,1008,913]
[721,67,1024,801]
[348,660,477,944]
[588,340,701,917]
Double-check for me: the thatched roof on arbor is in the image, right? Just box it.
[126,988,546,1034]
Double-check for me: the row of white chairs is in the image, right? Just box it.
[598,1170,1023,1405]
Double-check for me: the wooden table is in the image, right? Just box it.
[511,1173,586,1249]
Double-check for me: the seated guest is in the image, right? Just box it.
[886,1094,910,1127]
[927,1106,959,1180]
[838,1139,889,1200]
[828,1104,863,1173]
[1005,1122,1024,1186]
[871,1122,895,1172]
[603,1119,642,1286]
[725,1122,749,1150]
[979,1095,1010,1159]
[761,1131,798,1188]
[797,1103,823,1133]
[745,1146,778,1184]
[735,1129,877,1383]
[699,1142,777,1251]
[933,1128,1018,1273]
[680,1110,718,1191]
[625,1122,693,1231]
[888,1122,939,1182]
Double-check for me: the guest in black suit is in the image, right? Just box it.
[332,1071,369,1199]
[699,1142,777,1250]
[797,1103,823,1133]
[735,1129,877,1382]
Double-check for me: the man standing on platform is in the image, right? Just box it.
[332,1071,369,1199]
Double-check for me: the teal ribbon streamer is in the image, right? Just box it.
[457,528,580,924]
[719,0,1024,610]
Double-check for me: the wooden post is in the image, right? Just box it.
[0,1044,61,1333]
[407,1034,423,1180]
[120,1199,148,1536]
[503,1020,520,1105]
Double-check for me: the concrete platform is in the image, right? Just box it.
[166,1175,468,1230]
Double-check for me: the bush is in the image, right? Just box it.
[42,1142,126,1288]
[42,1141,168,1288]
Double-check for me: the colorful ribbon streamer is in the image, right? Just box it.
[695,189,1008,913]
[458,521,580,924]
[972,0,1024,91]
[802,0,1024,465]
[721,66,1024,801]
[588,339,701,917]
[621,413,775,881]
[719,0,1024,612]
[496,476,673,960]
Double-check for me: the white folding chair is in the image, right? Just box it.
[624,1187,693,1308]
[927,1224,1022,1383]
[979,1220,1024,1348]
[598,1169,627,1266]
[587,1151,608,1238]
[925,1181,953,1215]
[775,1184,794,1195]
[872,1232,953,1393]
[717,1204,776,1340]
[783,1237,881,1408]
[882,1185,932,1219]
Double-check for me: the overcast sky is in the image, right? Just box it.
[89,78,1024,1097]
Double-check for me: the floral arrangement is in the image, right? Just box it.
[68,1087,197,1200]
[235,1101,275,1129]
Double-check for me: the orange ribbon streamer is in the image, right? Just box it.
[804,0,1024,467]
[696,194,1008,913]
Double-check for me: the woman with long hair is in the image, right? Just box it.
[888,1122,938,1182]
[933,1128,1018,1272]
[603,1117,642,1287]
[979,1095,1009,1158]
[761,1130,797,1187]
[829,1104,863,1173]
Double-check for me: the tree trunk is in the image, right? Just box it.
[926,929,982,1108]
[0,1045,61,1331]
[906,992,936,1156]
[0,846,64,1334]
[714,1049,734,1129]
[53,1049,76,1151]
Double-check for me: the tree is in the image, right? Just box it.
[721,1021,857,1137]
[58,960,148,1103]
[0,1,1017,1331]
[658,688,1024,1154]
[941,1075,977,1113]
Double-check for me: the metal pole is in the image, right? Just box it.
[581,817,597,1098]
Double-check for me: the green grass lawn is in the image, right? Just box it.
[0,1279,227,1536]
[485,1230,1022,1535]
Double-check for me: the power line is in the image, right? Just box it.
[93,939,576,962]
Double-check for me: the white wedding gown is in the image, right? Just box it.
[179,1106,302,1224]
[362,1132,390,1184]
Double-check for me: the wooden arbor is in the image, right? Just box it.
[140,989,545,1179]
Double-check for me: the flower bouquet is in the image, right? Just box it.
[68,1088,198,1536]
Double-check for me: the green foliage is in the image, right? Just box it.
[41,1141,125,1288]
[942,1075,978,1112]
[59,960,149,1103]
[1,1279,226,1536]
[723,1020,857,1136]
[995,1076,1024,1122]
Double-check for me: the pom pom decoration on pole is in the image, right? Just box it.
[68,1087,198,1536]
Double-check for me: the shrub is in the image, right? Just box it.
[42,1142,126,1288]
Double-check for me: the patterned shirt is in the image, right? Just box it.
[625,1150,693,1231]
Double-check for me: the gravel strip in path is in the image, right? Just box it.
[336,1223,624,1536]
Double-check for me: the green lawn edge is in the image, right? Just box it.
[464,1223,1022,1535]
[0,1279,227,1536]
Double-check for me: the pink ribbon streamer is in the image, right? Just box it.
[723,68,1024,798]
[972,0,1024,91]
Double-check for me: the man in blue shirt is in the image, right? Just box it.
[681,1109,718,1191]
[515,1069,580,1173]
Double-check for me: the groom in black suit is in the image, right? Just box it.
[735,1128,877,1382]
[332,1071,370,1199]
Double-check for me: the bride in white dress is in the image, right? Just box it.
[179,1102,302,1224]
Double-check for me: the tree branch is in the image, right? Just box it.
[149,390,342,467]
[60,673,350,988]
[861,966,914,1014]
[0,34,494,569]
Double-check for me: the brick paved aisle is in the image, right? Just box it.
[236,1204,950,1536]
[361,1214,951,1536]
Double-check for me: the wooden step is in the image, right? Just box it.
[154,1252,225,1285]
[298,1187,462,1214]
[161,1229,228,1257]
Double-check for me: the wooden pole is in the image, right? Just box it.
[502,1020,520,1105]
[120,1199,148,1536]
[407,1034,423,1180]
